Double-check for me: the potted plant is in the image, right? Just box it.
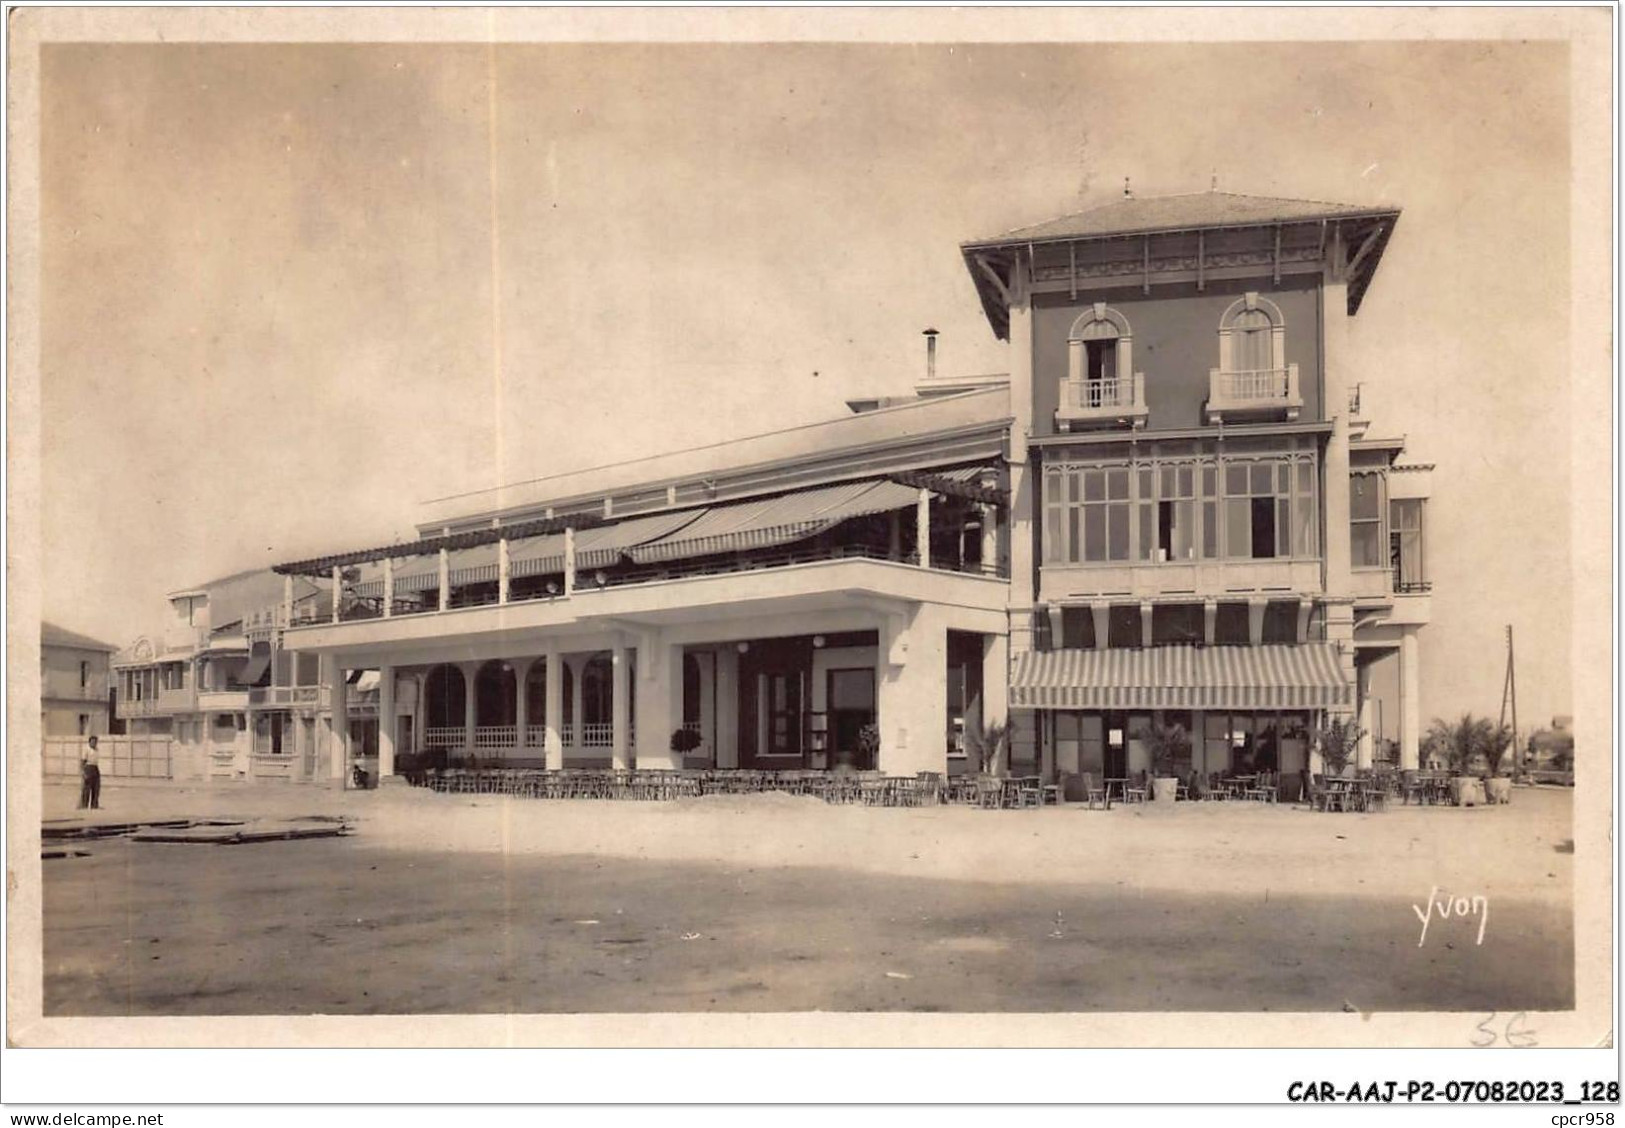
[1482,721,1515,805]
[1428,713,1508,806]
[1141,721,1189,803]
[855,723,882,772]
[1313,716,1364,781]
[968,719,1010,779]
[670,725,702,767]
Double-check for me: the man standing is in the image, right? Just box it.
[79,735,101,810]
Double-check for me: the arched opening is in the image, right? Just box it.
[524,660,547,727]
[474,660,518,726]
[1230,307,1273,372]
[561,662,574,728]
[581,655,612,727]
[423,665,466,730]
[1066,303,1134,410]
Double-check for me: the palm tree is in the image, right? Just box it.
[1140,721,1191,779]
[1426,713,1513,777]
[1313,716,1365,778]
[967,718,1009,778]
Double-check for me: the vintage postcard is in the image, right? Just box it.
[5,5,1614,1105]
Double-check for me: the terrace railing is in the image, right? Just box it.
[1205,364,1302,423]
[473,725,516,749]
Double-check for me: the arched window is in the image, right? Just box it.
[474,660,517,727]
[581,655,612,727]
[423,664,467,730]
[524,661,547,727]
[1218,293,1285,375]
[1067,303,1133,407]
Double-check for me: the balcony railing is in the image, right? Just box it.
[329,541,1009,623]
[116,686,198,718]
[1056,373,1147,430]
[424,726,465,748]
[1205,364,1302,423]
[1394,578,1433,594]
[580,723,614,748]
[248,685,322,708]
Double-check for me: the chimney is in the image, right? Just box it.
[922,328,939,381]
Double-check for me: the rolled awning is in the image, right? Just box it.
[1010,643,1350,711]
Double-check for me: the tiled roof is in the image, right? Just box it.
[41,621,118,651]
[967,191,1396,246]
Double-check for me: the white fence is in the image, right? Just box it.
[43,735,172,779]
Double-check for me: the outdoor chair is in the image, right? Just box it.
[974,776,1005,809]
[1011,777,1044,809]
[1123,773,1148,805]
[915,771,944,806]
[1081,772,1107,810]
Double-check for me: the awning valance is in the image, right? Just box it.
[627,478,917,565]
[1010,643,1350,711]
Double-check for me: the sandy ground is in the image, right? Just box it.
[39,780,1574,1014]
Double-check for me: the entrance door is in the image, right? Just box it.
[827,668,877,769]
[301,718,316,778]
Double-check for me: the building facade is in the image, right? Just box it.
[960,190,1430,794]
[112,189,1432,790]
[41,622,117,737]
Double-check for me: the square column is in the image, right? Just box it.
[325,656,348,785]
[460,662,479,752]
[915,488,932,569]
[1356,662,1375,770]
[514,658,530,750]
[1399,626,1421,771]
[981,632,1008,735]
[377,665,396,780]
[611,642,631,769]
[876,605,948,776]
[544,647,564,770]
[634,633,684,770]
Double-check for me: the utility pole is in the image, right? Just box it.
[1498,625,1521,774]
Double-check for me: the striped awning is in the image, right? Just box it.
[627,477,924,565]
[1010,643,1350,711]
[352,546,495,597]
[565,509,707,572]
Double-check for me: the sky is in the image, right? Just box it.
[34,33,1585,731]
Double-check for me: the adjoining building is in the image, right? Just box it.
[110,569,399,783]
[108,188,1433,791]
[41,621,117,738]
